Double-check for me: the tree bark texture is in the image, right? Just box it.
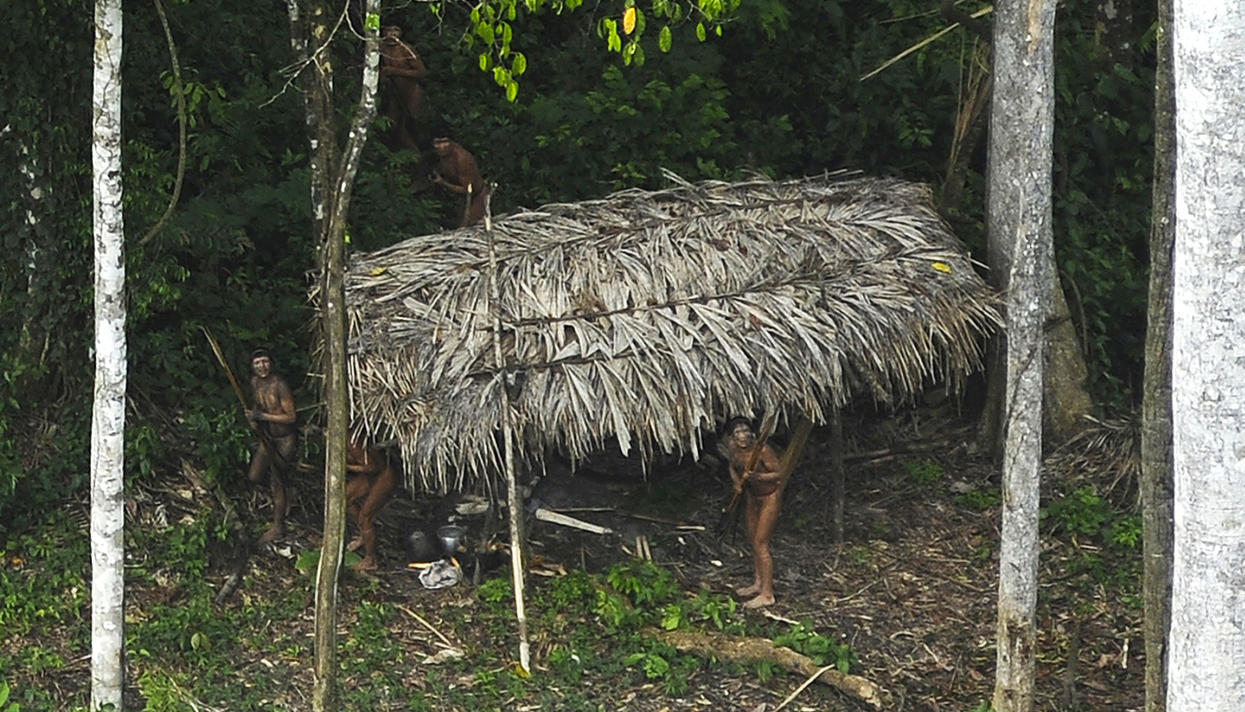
[1141,0,1174,708]
[91,0,127,708]
[1042,279,1093,444]
[1168,2,1245,709]
[987,0,1057,709]
[309,4,380,711]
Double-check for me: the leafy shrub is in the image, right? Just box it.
[773,622,857,673]
[1043,486,1111,537]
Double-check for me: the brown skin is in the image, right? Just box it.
[345,436,398,571]
[727,421,786,608]
[380,25,429,151]
[430,137,488,227]
[245,354,298,543]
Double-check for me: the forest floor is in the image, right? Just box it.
[5,405,1144,711]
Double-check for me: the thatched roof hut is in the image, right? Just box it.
[334,172,1001,495]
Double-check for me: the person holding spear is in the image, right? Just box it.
[724,416,812,609]
[243,348,298,543]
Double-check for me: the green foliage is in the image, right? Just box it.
[1108,513,1142,550]
[1043,486,1111,538]
[604,559,680,605]
[0,515,88,634]
[622,638,697,695]
[903,458,943,486]
[773,621,857,673]
[0,680,18,712]
[460,0,741,99]
[478,574,515,606]
[957,486,1000,511]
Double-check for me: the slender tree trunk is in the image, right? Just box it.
[91,0,127,708]
[987,0,1057,709]
[1167,2,1245,709]
[307,4,381,710]
[1141,0,1174,708]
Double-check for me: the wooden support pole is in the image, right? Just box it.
[484,194,531,674]
[830,407,845,544]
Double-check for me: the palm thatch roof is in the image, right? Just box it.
[332,172,1002,495]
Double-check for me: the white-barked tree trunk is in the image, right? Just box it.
[91,0,127,708]
[987,0,1057,709]
[1168,1,1245,709]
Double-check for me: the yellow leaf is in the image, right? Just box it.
[931,261,952,273]
[369,266,388,276]
[623,6,637,34]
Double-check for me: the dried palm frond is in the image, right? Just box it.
[1044,415,1141,509]
[318,172,1002,494]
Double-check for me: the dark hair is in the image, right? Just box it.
[723,417,753,436]
[250,348,272,362]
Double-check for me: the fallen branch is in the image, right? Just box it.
[655,628,891,709]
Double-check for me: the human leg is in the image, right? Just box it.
[352,470,396,571]
[259,435,297,543]
[743,490,783,609]
[345,475,369,552]
[736,494,763,597]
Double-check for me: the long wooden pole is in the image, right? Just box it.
[484,191,531,673]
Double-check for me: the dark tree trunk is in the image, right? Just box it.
[1140,0,1174,707]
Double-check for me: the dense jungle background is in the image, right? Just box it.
[1,0,1153,708]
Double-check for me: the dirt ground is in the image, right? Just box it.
[255,405,1142,712]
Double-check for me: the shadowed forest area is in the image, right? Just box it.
[1,0,1155,709]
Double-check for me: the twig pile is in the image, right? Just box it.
[330,172,1002,494]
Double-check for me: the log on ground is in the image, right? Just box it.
[656,628,891,709]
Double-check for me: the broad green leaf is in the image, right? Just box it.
[364,12,380,31]
[512,52,528,75]
[696,21,706,41]
[479,53,491,71]
[659,25,672,52]
[506,81,519,102]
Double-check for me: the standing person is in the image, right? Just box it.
[245,348,298,543]
[725,418,787,609]
[345,433,398,571]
